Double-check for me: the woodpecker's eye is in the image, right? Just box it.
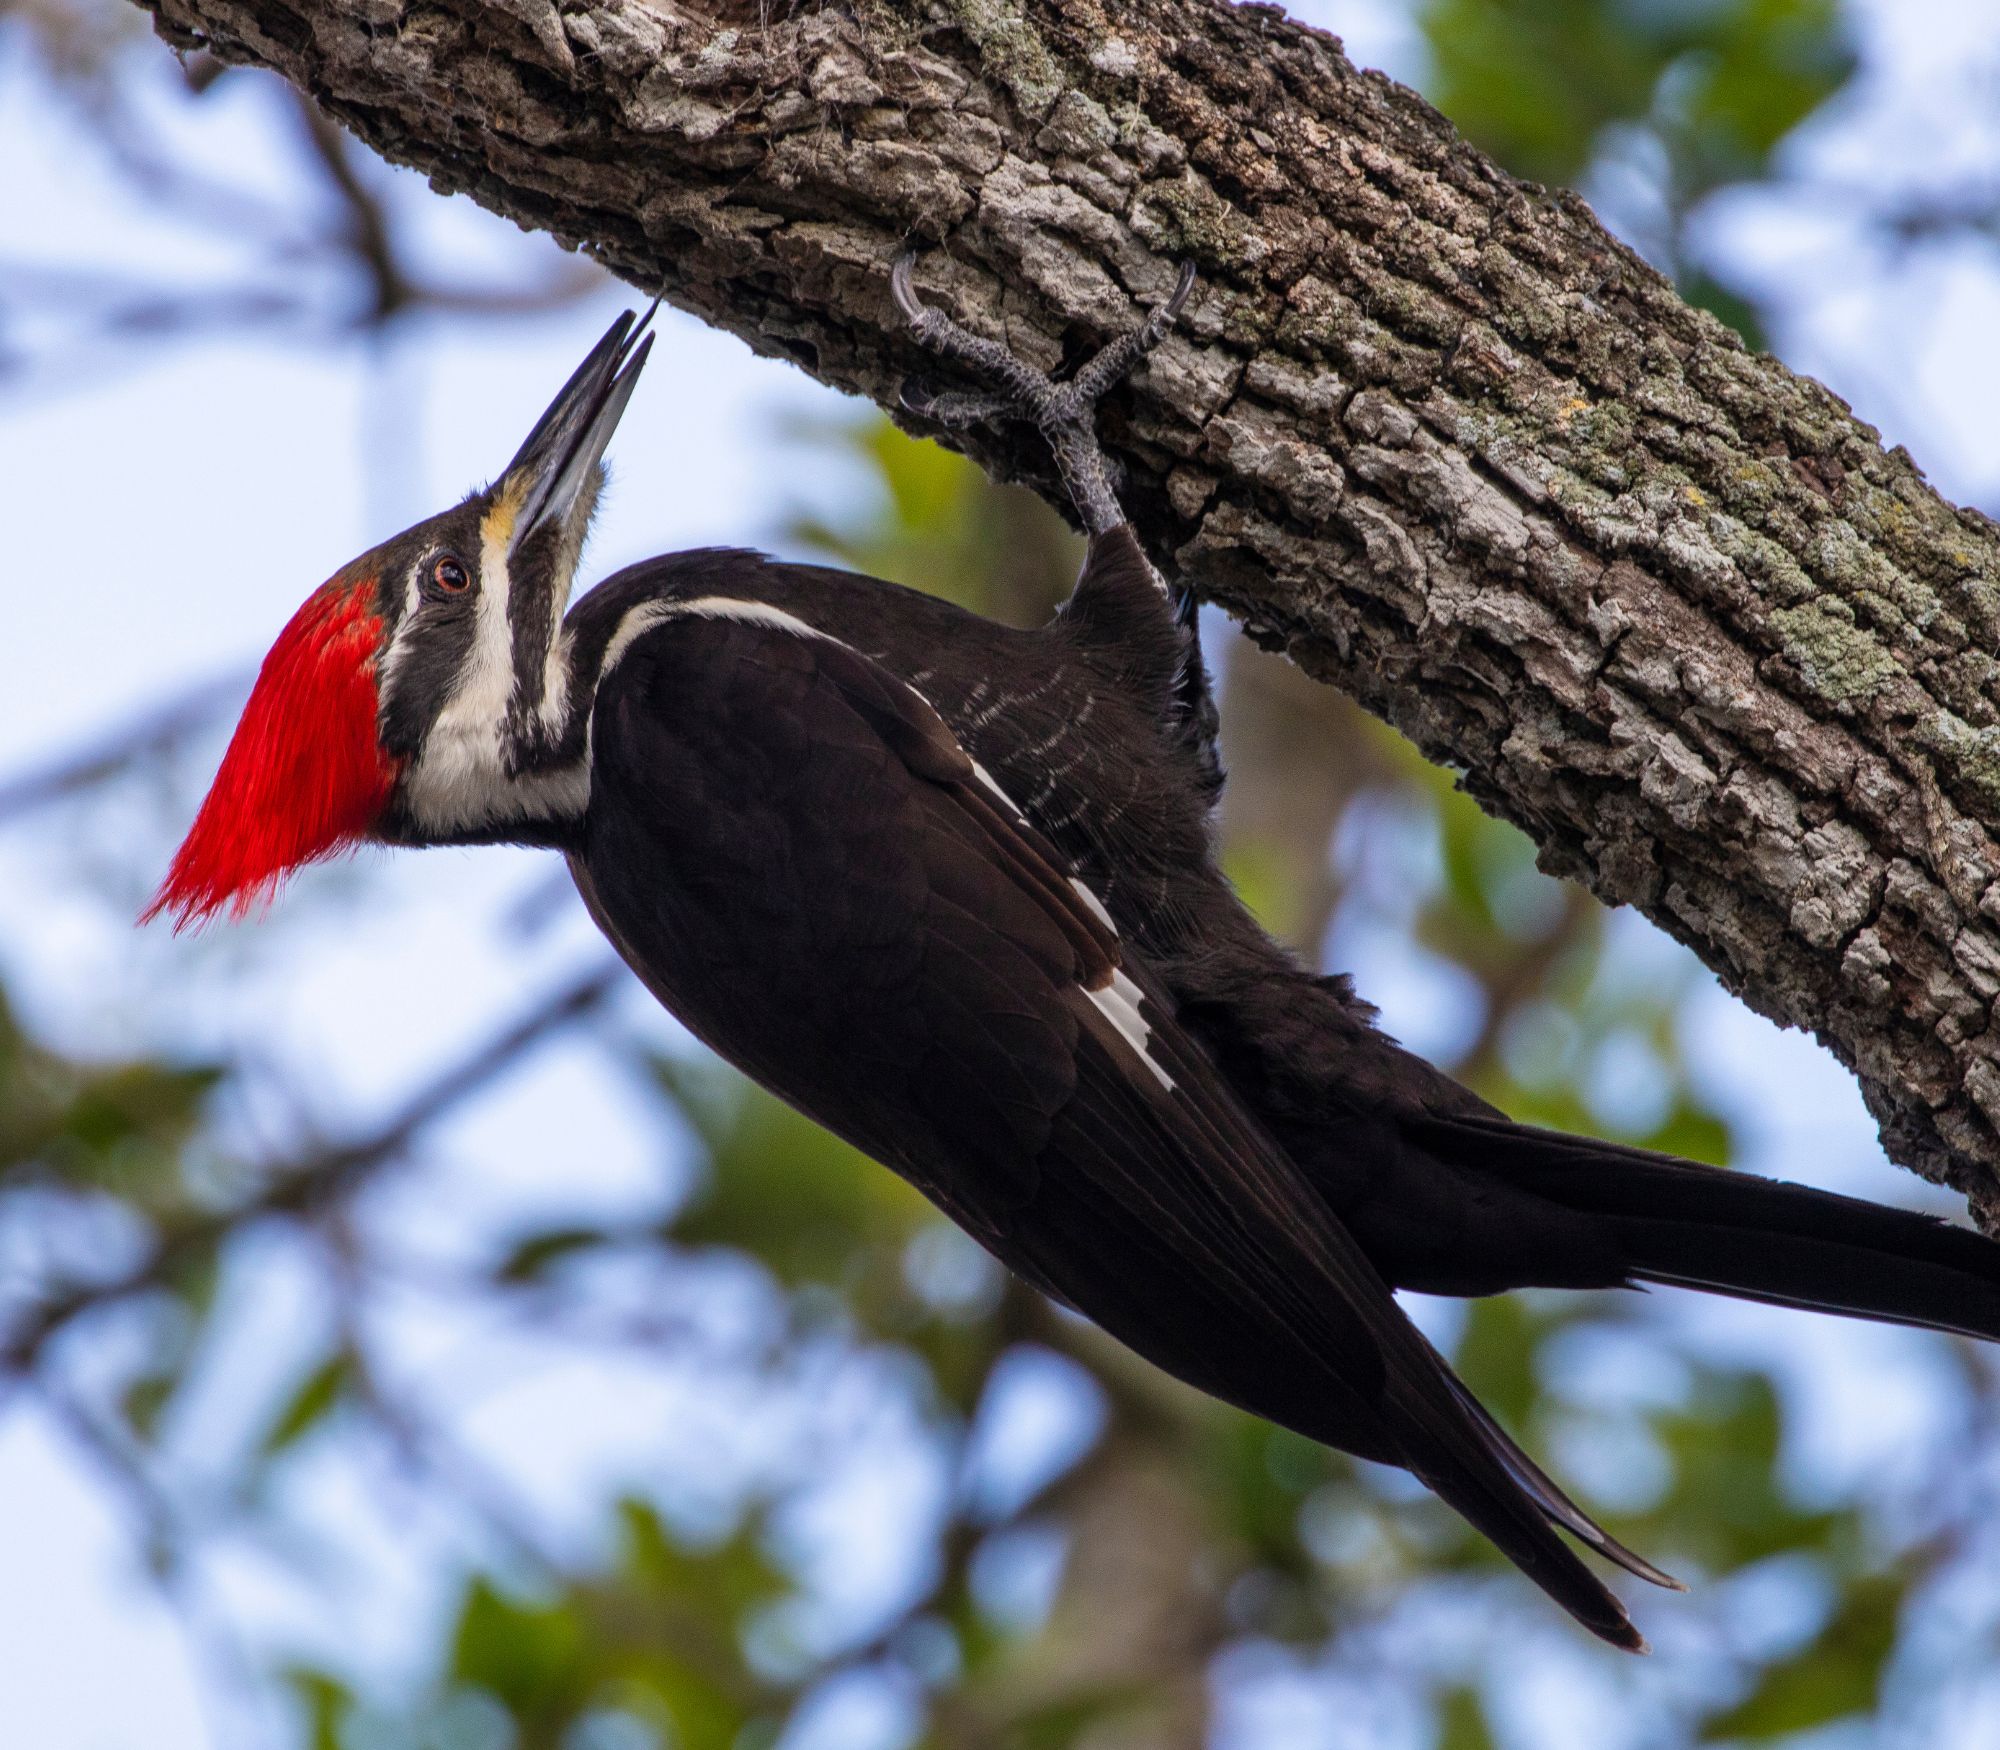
[429,554,471,595]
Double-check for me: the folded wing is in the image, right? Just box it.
[577,603,1667,1648]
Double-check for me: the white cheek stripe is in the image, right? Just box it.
[538,628,573,733]
[1088,970,1175,1093]
[402,511,527,833]
[375,558,430,708]
[401,509,606,837]
[459,511,523,731]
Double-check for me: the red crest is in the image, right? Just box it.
[146,579,402,929]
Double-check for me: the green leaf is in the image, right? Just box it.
[451,1576,592,1727]
[495,1225,618,1284]
[1451,1295,1561,1431]
[1435,1685,1498,1750]
[0,1049,223,1215]
[1419,0,1855,194]
[616,1497,784,1623]
[121,1366,180,1443]
[1638,1096,1732,1168]
[1641,1369,1843,1570]
[282,1665,354,1750]
[261,1353,353,1457]
[1679,267,1770,351]
[773,411,1079,621]
[1204,1414,1337,1570]
[1700,1571,1904,1740]
[1219,839,1301,943]
[1008,1680,1155,1750]
[1666,0,1858,189]
[1421,0,1672,184]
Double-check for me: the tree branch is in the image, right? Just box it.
[134,0,2000,1216]
[1,964,621,1371]
[0,670,247,821]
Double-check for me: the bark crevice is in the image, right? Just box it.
[139,0,2000,1218]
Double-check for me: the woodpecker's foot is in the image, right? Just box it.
[892,256,1196,537]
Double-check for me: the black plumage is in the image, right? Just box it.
[164,287,2000,1651]
[553,524,2000,1648]
[567,546,1655,1645]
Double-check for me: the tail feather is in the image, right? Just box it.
[1405,1433,1651,1651]
[1416,1114,2000,1342]
[1429,1352,1684,1594]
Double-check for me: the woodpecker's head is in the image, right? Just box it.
[147,307,654,929]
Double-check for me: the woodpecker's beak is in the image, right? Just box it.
[494,303,656,563]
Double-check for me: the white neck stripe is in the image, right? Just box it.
[597,594,838,682]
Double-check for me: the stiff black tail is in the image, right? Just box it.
[1306,1337,1674,1653]
[1418,1113,2000,1341]
[1413,1453,1655,1653]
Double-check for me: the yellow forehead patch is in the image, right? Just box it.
[482,481,525,552]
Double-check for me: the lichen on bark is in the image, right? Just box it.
[138,0,2000,1221]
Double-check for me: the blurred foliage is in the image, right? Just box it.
[0,986,218,1210]
[4,2,1999,1749]
[1423,0,1854,187]
[1418,0,1857,346]
[779,412,1083,625]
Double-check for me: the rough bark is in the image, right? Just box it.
[139,0,2000,1219]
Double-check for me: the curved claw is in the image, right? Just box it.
[890,252,926,326]
[1066,264,1198,408]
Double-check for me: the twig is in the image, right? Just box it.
[0,671,249,822]
[1,962,624,1371]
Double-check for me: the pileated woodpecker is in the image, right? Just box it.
[150,266,2000,1650]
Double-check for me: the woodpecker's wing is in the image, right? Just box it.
[575,605,1659,1647]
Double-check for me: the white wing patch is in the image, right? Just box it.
[603,593,1177,1093]
[962,704,1175,1099]
[972,761,1028,820]
[446,503,529,747]
[1069,878,1115,931]
[1088,969,1175,1093]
